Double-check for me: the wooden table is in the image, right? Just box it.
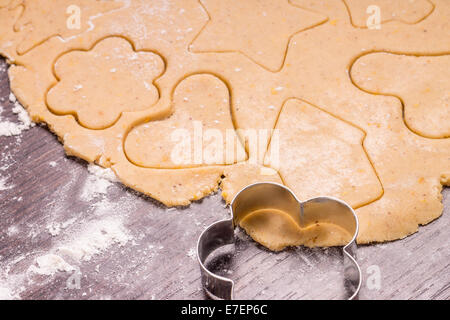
[0,58,448,300]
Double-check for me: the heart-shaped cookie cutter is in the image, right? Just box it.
[197,182,362,300]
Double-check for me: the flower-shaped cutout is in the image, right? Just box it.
[47,37,165,130]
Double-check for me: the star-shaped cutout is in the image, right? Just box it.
[190,0,327,71]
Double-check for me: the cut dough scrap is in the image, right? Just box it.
[47,37,165,130]
[265,99,382,208]
[344,0,434,27]
[14,0,123,54]
[190,0,327,71]
[239,209,352,251]
[351,53,450,138]
[125,74,247,168]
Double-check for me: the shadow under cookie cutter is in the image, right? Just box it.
[197,182,362,300]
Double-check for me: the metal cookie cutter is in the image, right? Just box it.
[197,182,362,300]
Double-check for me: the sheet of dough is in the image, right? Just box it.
[0,0,448,249]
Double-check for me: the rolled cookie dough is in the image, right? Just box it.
[0,0,448,250]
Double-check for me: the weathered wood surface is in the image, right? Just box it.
[0,58,448,300]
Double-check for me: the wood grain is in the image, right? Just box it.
[0,58,448,300]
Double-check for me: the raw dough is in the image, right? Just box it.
[0,0,449,249]
[351,52,450,138]
[265,99,382,208]
[47,37,164,129]
[190,0,327,71]
[240,209,352,251]
[343,0,434,27]
[14,0,122,54]
[124,73,247,168]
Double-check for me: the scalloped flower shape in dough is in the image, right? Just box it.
[47,37,165,130]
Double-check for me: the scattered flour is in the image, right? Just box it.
[28,254,75,276]
[0,143,15,172]
[47,223,61,237]
[0,160,135,297]
[0,287,16,300]
[0,93,35,137]
[87,163,118,182]
[80,175,111,201]
[57,217,131,262]
[46,218,76,237]
[49,161,57,167]
[187,248,197,261]
[80,164,118,201]
[0,177,12,191]
[0,163,11,171]
[7,225,19,236]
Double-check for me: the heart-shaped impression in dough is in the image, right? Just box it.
[125,73,247,168]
